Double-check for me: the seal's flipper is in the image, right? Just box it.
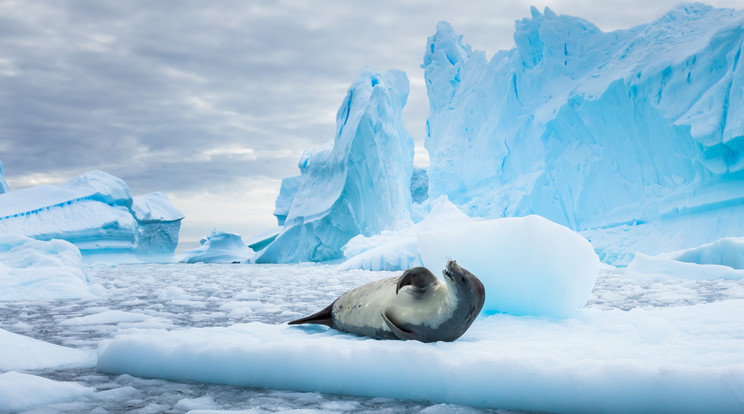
[396,266,438,294]
[288,303,334,328]
[382,311,418,341]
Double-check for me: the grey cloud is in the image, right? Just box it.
[1,0,726,198]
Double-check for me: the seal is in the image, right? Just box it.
[288,260,485,342]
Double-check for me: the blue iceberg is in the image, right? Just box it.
[0,169,184,258]
[423,5,744,263]
[256,68,415,263]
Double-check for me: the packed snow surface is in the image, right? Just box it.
[256,68,415,263]
[0,234,100,301]
[0,170,184,257]
[422,4,744,264]
[179,230,254,263]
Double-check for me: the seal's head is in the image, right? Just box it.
[442,260,485,318]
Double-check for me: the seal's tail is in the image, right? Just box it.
[288,303,334,328]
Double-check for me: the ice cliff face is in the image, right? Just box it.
[424,4,744,263]
[256,68,414,263]
[0,170,184,257]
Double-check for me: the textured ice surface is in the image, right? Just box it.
[423,5,744,264]
[179,230,254,264]
[0,263,743,413]
[0,234,100,301]
[0,160,9,194]
[256,68,415,263]
[418,214,599,317]
[0,170,184,257]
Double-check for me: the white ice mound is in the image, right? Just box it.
[423,6,744,264]
[256,68,414,263]
[627,237,744,280]
[179,230,253,263]
[0,328,96,371]
[0,170,184,257]
[0,371,95,412]
[418,214,599,317]
[97,300,744,413]
[0,234,98,301]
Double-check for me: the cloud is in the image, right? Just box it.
[1,0,739,241]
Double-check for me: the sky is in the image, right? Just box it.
[1,0,742,248]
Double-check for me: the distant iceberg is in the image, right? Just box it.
[179,229,253,264]
[0,169,183,258]
[255,68,415,263]
[423,5,744,264]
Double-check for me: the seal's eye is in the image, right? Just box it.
[461,276,466,283]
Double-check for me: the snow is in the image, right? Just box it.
[179,230,254,263]
[0,234,100,301]
[0,371,94,412]
[256,68,415,263]
[0,169,184,257]
[418,214,599,317]
[422,5,744,265]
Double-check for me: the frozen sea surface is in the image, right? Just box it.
[0,263,743,412]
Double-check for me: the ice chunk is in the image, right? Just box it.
[418,215,599,317]
[0,234,99,301]
[0,160,9,194]
[423,6,744,264]
[97,300,744,413]
[256,68,415,263]
[0,328,96,371]
[179,230,253,264]
[0,371,94,412]
[0,170,183,258]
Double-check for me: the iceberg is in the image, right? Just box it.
[179,229,254,263]
[0,169,184,258]
[256,68,415,263]
[422,5,744,264]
